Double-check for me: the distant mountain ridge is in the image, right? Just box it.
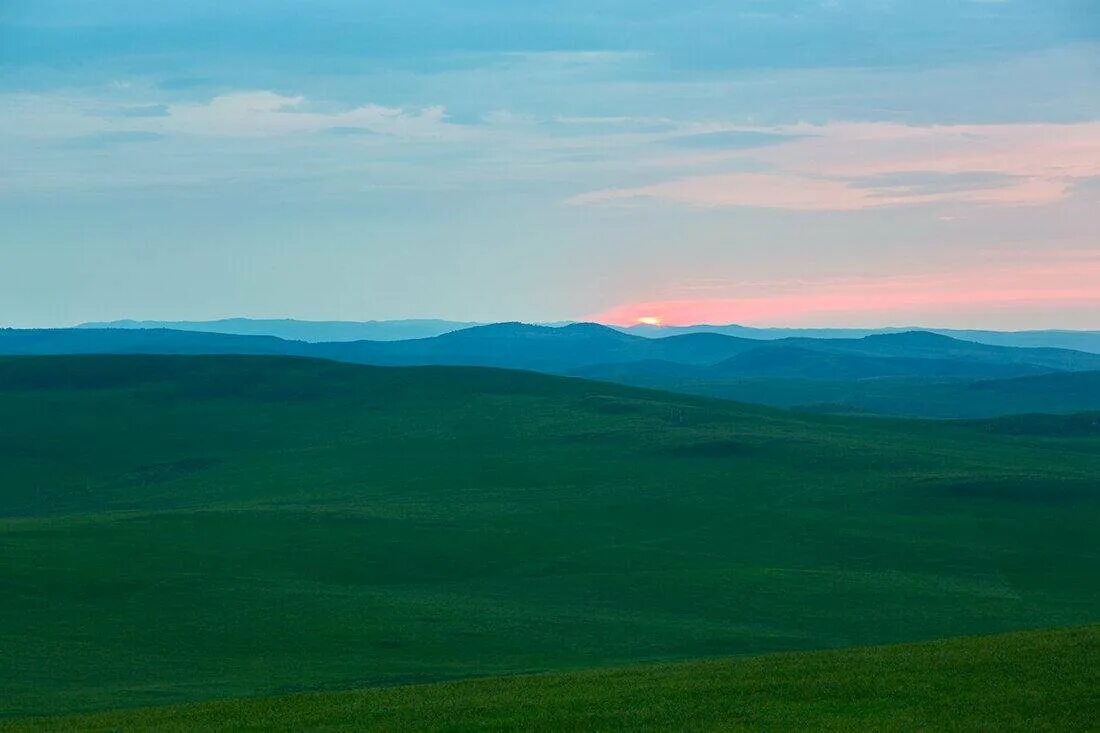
[6,322,1100,418]
[623,323,1100,354]
[76,318,481,342]
[11,322,1100,376]
[72,318,1100,353]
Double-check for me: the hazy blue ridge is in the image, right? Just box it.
[6,324,1100,418]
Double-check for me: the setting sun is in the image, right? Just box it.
[636,316,662,326]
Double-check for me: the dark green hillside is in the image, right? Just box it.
[1,355,1098,716]
[598,371,1100,418]
[7,626,1095,731]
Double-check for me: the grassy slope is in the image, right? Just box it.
[595,372,1100,418]
[1,355,1098,716]
[7,626,1097,731]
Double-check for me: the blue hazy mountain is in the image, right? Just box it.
[9,323,1100,375]
[307,322,763,371]
[622,323,1100,354]
[714,342,1051,380]
[76,318,1100,354]
[76,318,480,342]
[6,324,1100,417]
[572,336,1066,384]
[778,331,1100,372]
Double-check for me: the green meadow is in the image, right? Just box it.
[7,626,1095,731]
[1,355,1097,721]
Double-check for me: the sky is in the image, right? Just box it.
[2,1,1099,329]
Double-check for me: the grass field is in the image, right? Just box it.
[1,355,1098,717]
[578,370,1100,418]
[6,626,1096,731]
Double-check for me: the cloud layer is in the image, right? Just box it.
[572,122,1100,210]
[1,2,1098,327]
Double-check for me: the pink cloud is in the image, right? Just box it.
[571,171,1070,210]
[574,173,885,210]
[572,121,1100,210]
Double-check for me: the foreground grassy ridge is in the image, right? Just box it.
[7,626,1097,731]
[1,356,1099,715]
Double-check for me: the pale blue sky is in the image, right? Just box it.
[2,1,1098,328]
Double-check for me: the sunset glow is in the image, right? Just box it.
[590,255,1100,329]
[1,2,1097,331]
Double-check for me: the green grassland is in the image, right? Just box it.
[578,370,1100,418]
[1,355,1098,717]
[7,626,1096,731]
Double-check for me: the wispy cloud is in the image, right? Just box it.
[660,130,804,149]
[572,121,1100,210]
[0,90,465,141]
[157,92,461,139]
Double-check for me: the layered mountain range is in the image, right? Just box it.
[6,321,1100,418]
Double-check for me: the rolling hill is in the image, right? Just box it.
[714,342,1048,379]
[575,368,1100,418]
[6,325,1100,419]
[625,323,1100,354]
[785,330,1100,372]
[1,355,1097,717]
[311,323,778,371]
[72,318,1100,354]
[7,626,1095,731]
[8,324,1100,377]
